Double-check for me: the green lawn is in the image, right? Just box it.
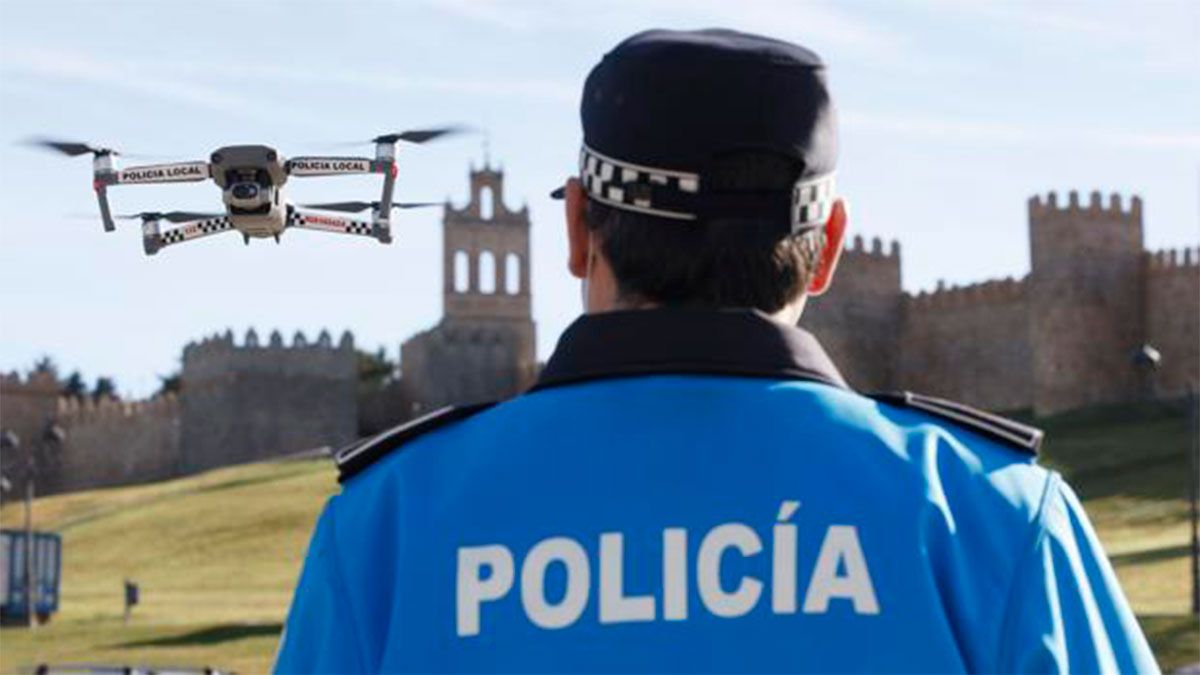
[0,458,338,674]
[1,401,1197,673]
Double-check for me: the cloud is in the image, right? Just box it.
[0,45,275,119]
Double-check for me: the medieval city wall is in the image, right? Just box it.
[898,278,1032,412]
[180,329,357,472]
[1145,247,1200,398]
[801,236,902,392]
[1028,191,1146,414]
[6,176,1197,498]
[51,395,181,494]
[0,372,60,454]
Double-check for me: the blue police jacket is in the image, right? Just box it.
[275,308,1156,673]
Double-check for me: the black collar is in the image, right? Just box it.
[533,308,848,393]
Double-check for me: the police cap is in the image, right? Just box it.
[555,28,838,234]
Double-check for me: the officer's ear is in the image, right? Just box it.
[806,198,848,297]
[565,178,591,279]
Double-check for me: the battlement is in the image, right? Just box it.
[842,235,901,259]
[1028,190,1142,224]
[0,369,59,392]
[1147,246,1199,271]
[905,276,1027,310]
[56,392,179,424]
[182,328,356,381]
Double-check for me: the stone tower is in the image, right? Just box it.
[1028,190,1145,414]
[400,163,538,410]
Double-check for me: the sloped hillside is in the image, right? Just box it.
[1,401,1197,672]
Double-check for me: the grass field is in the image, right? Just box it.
[1,401,1197,673]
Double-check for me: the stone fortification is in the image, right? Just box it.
[398,164,537,413]
[4,177,1195,496]
[0,328,357,498]
[802,236,901,392]
[804,190,1198,416]
[1028,191,1145,414]
[1145,246,1200,399]
[0,371,60,457]
[899,278,1031,412]
[181,328,357,472]
[51,394,180,494]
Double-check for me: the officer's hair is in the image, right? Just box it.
[584,153,826,313]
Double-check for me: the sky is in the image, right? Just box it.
[0,0,1197,397]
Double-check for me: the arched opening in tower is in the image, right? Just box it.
[480,186,494,220]
[505,253,521,295]
[454,250,470,292]
[479,251,497,294]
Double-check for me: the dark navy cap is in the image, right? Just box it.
[555,28,838,233]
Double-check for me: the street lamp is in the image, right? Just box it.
[1188,384,1200,616]
[1131,346,1200,616]
[0,430,35,627]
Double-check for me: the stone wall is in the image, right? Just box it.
[395,164,538,419]
[180,329,357,472]
[1028,191,1146,414]
[0,371,60,456]
[52,395,181,493]
[899,279,1032,412]
[802,190,1196,416]
[802,236,902,392]
[1145,247,1200,398]
[401,317,537,411]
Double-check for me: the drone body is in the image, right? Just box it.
[39,130,454,255]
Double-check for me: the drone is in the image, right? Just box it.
[33,129,460,255]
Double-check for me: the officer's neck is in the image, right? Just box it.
[587,255,809,327]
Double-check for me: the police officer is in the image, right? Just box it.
[276,29,1156,673]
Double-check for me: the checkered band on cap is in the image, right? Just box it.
[579,145,700,221]
[791,172,836,234]
[578,144,836,233]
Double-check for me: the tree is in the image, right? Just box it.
[157,372,182,396]
[30,355,58,379]
[358,347,396,386]
[61,371,88,399]
[92,376,119,401]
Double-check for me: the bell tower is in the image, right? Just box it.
[400,162,537,409]
[442,165,532,319]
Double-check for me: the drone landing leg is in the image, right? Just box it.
[274,234,280,244]
[243,234,250,246]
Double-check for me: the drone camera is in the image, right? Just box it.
[231,182,260,200]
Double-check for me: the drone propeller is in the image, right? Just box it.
[300,201,440,213]
[27,137,119,157]
[115,211,224,223]
[25,137,166,160]
[323,127,470,149]
[373,127,468,145]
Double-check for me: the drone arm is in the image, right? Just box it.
[376,142,398,232]
[89,160,210,233]
[91,154,119,232]
[287,208,385,243]
[93,175,117,232]
[145,216,235,255]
